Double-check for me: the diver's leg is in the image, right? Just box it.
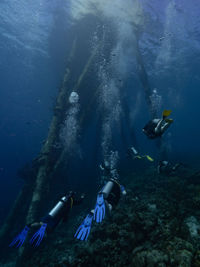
[172,163,181,171]
[105,200,112,213]
[155,119,163,134]
[161,121,171,133]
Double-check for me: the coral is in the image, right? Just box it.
[132,249,168,267]
[3,168,200,266]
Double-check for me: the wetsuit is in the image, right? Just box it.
[34,193,84,232]
[143,119,162,139]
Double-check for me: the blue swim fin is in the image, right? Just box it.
[93,193,105,223]
[9,226,30,248]
[30,223,47,247]
[74,213,93,241]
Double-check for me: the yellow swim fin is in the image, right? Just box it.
[162,110,172,118]
[135,155,142,159]
[145,155,154,162]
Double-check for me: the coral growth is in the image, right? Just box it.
[4,167,200,267]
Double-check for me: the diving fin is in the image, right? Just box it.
[135,155,153,162]
[74,213,93,241]
[9,226,30,248]
[162,110,172,119]
[93,193,105,223]
[146,155,154,162]
[30,223,47,247]
[134,155,142,159]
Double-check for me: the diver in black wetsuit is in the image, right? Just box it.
[74,174,126,241]
[143,110,173,139]
[99,160,112,183]
[39,191,84,232]
[127,146,154,162]
[9,191,85,248]
[157,160,182,175]
[98,178,126,212]
[99,159,120,184]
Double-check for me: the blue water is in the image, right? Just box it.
[0,0,200,227]
[0,0,71,222]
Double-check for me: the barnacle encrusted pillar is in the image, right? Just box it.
[14,41,77,266]
[0,184,32,244]
[25,57,74,225]
[0,39,76,253]
[52,44,99,172]
[15,41,100,267]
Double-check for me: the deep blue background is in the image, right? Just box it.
[0,0,71,223]
[0,0,200,225]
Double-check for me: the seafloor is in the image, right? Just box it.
[5,166,200,266]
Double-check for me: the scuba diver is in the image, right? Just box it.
[143,110,173,139]
[74,175,126,241]
[99,160,119,184]
[99,160,112,184]
[9,191,85,248]
[99,151,120,184]
[127,146,154,162]
[157,160,182,175]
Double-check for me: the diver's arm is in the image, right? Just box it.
[99,164,104,170]
[105,199,112,212]
[160,121,171,133]
[172,163,181,171]
[157,165,161,174]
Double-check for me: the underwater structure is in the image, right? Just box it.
[0,9,158,265]
[1,0,200,266]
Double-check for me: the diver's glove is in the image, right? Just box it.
[93,193,105,223]
[9,226,30,248]
[74,212,93,241]
[30,223,47,247]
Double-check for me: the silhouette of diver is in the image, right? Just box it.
[143,110,173,139]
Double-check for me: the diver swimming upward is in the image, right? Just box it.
[9,191,84,248]
[143,110,173,139]
[127,146,154,162]
[99,157,120,185]
[157,160,183,175]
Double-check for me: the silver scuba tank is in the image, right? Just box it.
[49,196,68,218]
[101,180,114,198]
